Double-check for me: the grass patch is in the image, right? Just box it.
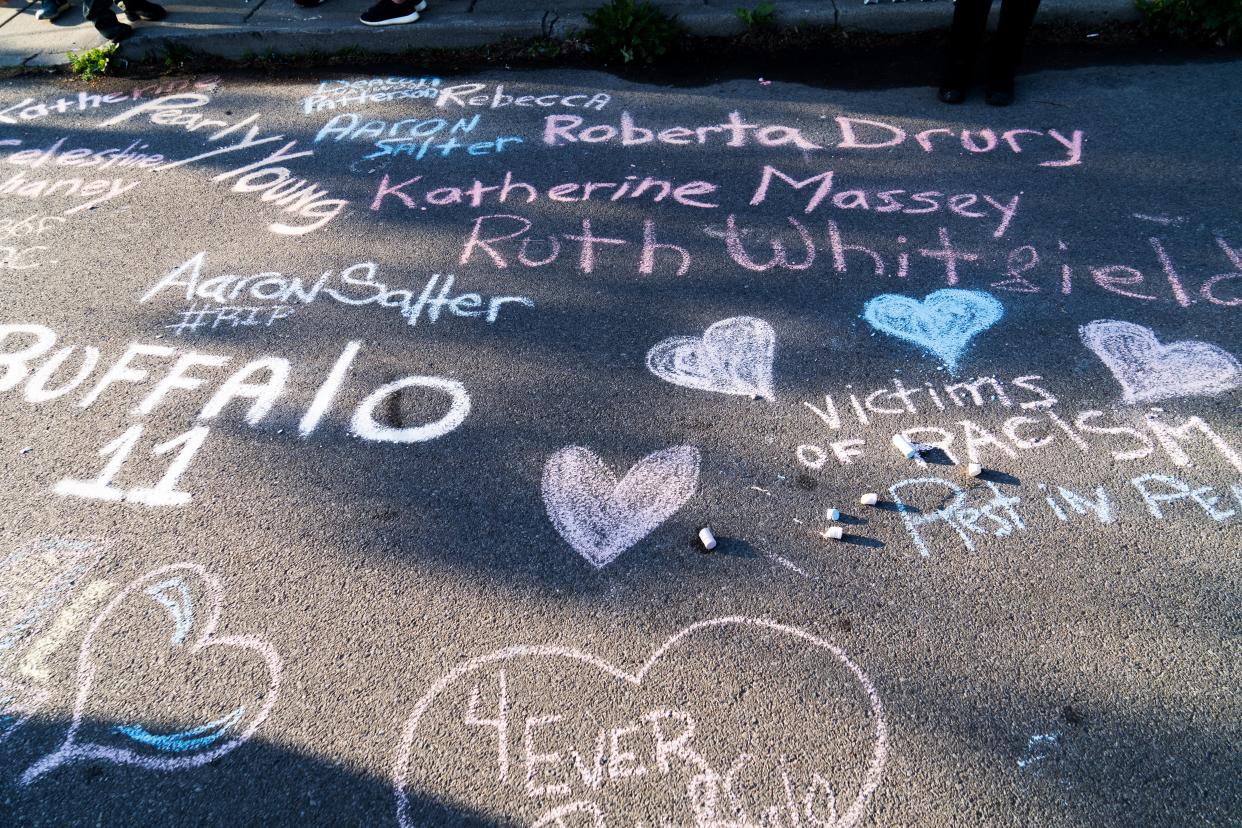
[736,2,777,30]
[1136,0,1242,45]
[583,0,682,65]
[67,42,119,80]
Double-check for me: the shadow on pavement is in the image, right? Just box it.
[1,713,504,827]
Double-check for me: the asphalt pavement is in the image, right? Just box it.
[0,53,1240,827]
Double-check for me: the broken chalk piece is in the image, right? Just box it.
[826,508,841,521]
[698,527,717,551]
[891,434,919,459]
[966,463,983,478]
[823,526,844,540]
[859,493,878,506]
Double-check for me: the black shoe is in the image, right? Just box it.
[985,74,1015,106]
[938,86,967,104]
[360,0,427,26]
[36,0,69,20]
[985,87,1014,106]
[123,0,166,21]
[94,15,133,40]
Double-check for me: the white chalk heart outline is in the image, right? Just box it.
[0,538,108,745]
[646,316,777,400]
[542,445,700,569]
[1079,319,1242,403]
[862,288,1004,373]
[392,616,888,828]
[20,562,283,784]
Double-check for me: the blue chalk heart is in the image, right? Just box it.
[863,288,1004,372]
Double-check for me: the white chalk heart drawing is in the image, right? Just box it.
[20,563,282,784]
[1,538,109,746]
[1080,319,1242,403]
[393,617,889,828]
[646,316,777,400]
[863,288,1004,373]
[542,446,700,569]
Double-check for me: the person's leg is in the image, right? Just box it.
[83,0,133,40]
[36,0,70,21]
[939,0,993,104]
[986,0,1041,105]
[360,0,428,27]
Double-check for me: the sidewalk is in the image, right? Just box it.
[0,0,1140,69]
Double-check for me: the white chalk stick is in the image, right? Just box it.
[826,508,840,521]
[823,526,844,540]
[859,492,878,506]
[698,527,717,551]
[891,434,918,459]
[966,463,983,478]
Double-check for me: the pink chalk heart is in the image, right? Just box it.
[20,563,282,784]
[393,617,888,828]
[542,446,700,569]
[1080,320,1242,403]
[646,316,776,400]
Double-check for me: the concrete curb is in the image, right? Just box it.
[0,0,1142,69]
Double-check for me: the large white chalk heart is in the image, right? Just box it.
[1080,319,1242,403]
[646,316,776,400]
[863,288,1004,372]
[393,617,888,828]
[542,446,701,569]
[20,563,282,784]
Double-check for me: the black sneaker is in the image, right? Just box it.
[123,0,167,21]
[360,0,427,27]
[984,72,1016,107]
[937,86,967,105]
[36,0,69,21]
[94,15,134,41]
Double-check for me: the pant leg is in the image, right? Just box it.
[942,0,994,85]
[989,0,1041,85]
[82,0,116,21]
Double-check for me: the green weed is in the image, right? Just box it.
[160,41,193,70]
[735,1,777,30]
[525,11,564,59]
[1136,0,1242,44]
[66,42,119,80]
[584,0,681,65]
